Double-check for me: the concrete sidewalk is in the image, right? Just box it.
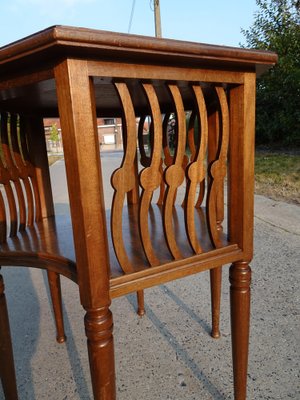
[1,156,299,399]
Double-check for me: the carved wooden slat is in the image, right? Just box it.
[207,110,223,232]
[187,110,197,160]
[0,115,9,242]
[126,153,139,206]
[5,114,26,231]
[25,116,54,221]
[215,87,229,232]
[138,115,151,168]
[0,113,18,237]
[207,87,229,248]
[180,154,190,208]
[162,112,174,167]
[0,113,43,235]
[185,85,208,254]
[157,113,171,205]
[207,109,223,339]
[156,162,165,206]
[18,116,40,225]
[166,114,189,209]
[0,191,7,243]
[128,114,147,207]
[190,110,206,208]
[9,115,30,230]
[195,180,206,208]
[163,85,186,260]
[185,109,197,210]
[139,83,162,266]
[5,184,18,237]
[111,82,138,272]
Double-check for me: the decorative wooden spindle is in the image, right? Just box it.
[163,85,186,260]
[139,83,163,267]
[210,265,222,339]
[111,82,138,273]
[84,306,116,400]
[185,85,208,254]
[206,86,229,248]
[47,270,66,343]
[230,261,252,400]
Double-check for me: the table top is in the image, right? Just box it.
[0,25,277,74]
[0,26,277,117]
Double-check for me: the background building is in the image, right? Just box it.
[43,117,124,153]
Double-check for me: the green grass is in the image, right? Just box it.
[255,151,300,204]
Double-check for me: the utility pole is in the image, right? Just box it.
[154,0,162,38]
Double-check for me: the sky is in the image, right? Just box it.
[0,0,259,48]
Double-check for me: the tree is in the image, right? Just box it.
[49,123,60,152]
[50,123,59,142]
[241,0,300,146]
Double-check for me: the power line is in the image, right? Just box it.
[128,0,136,33]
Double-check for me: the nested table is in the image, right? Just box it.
[0,26,277,399]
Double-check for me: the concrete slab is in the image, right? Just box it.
[254,194,300,236]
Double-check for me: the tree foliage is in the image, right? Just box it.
[50,123,59,142]
[241,0,300,146]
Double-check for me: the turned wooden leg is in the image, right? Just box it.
[0,273,18,400]
[84,306,116,400]
[136,290,145,316]
[230,261,251,400]
[210,266,222,339]
[47,271,66,343]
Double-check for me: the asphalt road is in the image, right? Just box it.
[1,153,299,399]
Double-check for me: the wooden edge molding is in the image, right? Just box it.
[109,244,242,298]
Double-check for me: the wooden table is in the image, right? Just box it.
[0,26,277,399]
